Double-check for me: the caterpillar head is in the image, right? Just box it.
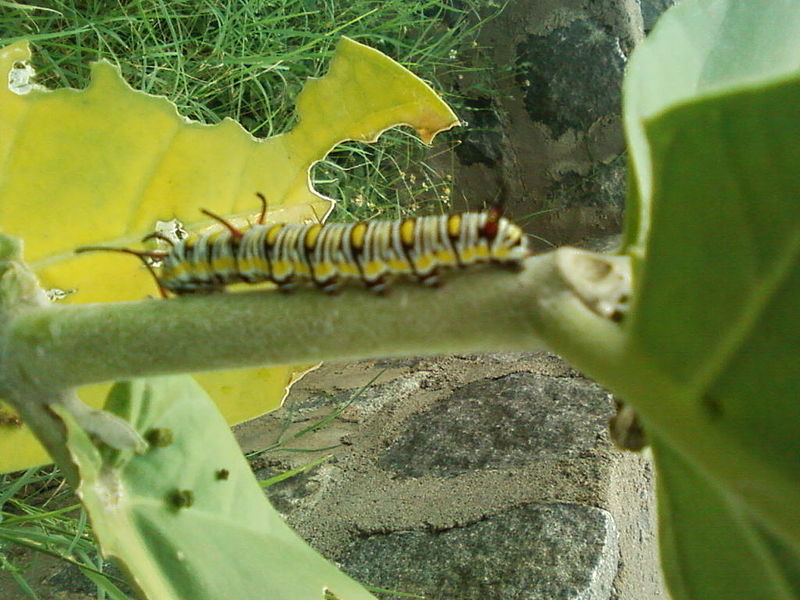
[480,208,530,264]
[492,217,530,262]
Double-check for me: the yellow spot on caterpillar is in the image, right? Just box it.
[447,214,461,238]
[271,260,290,278]
[305,224,323,249]
[211,256,236,274]
[338,260,360,277]
[473,244,491,260]
[460,241,490,264]
[236,254,255,274]
[415,253,435,273]
[250,256,270,275]
[400,219,416,246]
[363,260,385,279]
[436,249,457,265]
[266,224,283,246]
[350,223,367,250]
[388,257,411,272]
[314,261,336,280]
[170,262,191,281]
[293,260,311,277]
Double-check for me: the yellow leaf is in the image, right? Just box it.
[0,38,459,472]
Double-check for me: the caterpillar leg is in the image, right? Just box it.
[418,270,441,287]
[276,277,297,293]
[487,259,526,274]
[316,277,342,294]
[366,277,391,295]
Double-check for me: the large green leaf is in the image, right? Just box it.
[623,0,800,262]
[618,0,800,597]
[652,437,800,600]
[55,376,376,600]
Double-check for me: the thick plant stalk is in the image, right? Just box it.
[3,250,625,392]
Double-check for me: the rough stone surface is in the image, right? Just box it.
[339,503,618,600]
[377,373,612,479]
[0,356,667,600]
[514,18,626,139]
[442,0,676,247]
[237,352,668,600]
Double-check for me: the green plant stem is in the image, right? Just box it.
[3,254,585,392]
[0,244,617,489]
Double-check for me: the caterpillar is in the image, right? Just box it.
[76,193,530,297]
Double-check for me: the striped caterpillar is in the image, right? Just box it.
[76,193,530,296]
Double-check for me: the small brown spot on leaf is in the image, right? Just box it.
[145,428,174,447]
[167,489,194,509]
[0,409,22,427]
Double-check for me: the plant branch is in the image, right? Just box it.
[3,249,625,393]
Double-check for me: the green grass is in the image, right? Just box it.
[0,1,504,596]
[0,467,130,599]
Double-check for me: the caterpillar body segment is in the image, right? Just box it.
[76,206,530,297]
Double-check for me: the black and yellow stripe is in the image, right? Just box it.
[77,206,530,297]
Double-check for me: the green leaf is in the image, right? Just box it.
[614,0,800,596]
[652,435,800,600]
[623,0,800,260]
[55,376,376,600]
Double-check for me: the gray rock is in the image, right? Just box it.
[377,373,612,479]
[440,0,677,248]
[514,18,626,139]
[444,0,643,246]
[339,503,618,600]
[237,352,668,600]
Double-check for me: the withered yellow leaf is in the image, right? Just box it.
[0,37,458,471]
